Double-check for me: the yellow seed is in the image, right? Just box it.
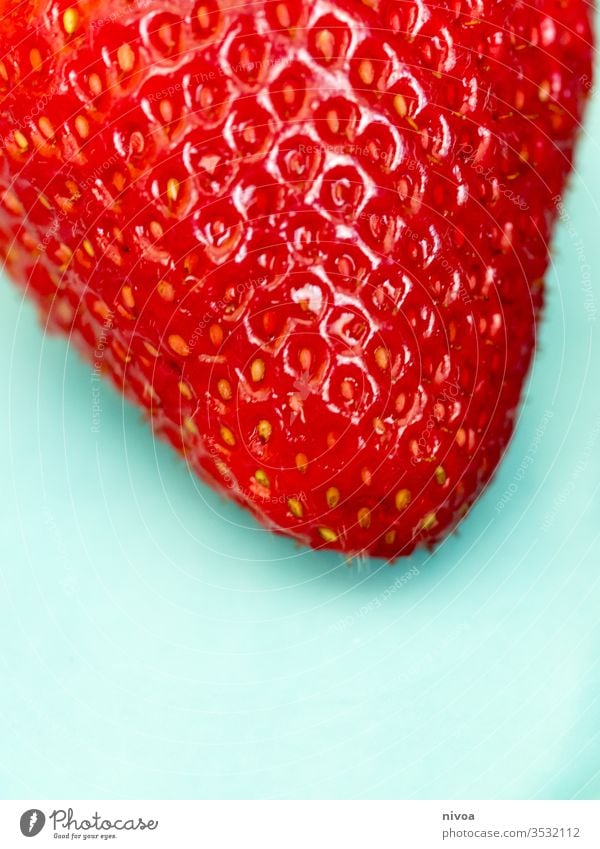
[340,379,354,400]
[318,527,338,543]
[159,99,173,123]
[167,177,179,202]
[29,48,43,71]
[63,7,79,34]
[146,222,162,241]
[38,116,54,138]
[117,304,134,321]
[121,285,135,309]
[57,242,73,263]
[326,109,340,134]
[168,334,190,357]
[276,83,295,107]
[220,426,235,446]
[14,131,28,150]
[275,2,291,27]
[21,232,38,251]
[179,381,193,400]
[435,465,447,485]
[65,179,79,199]
[250,358,265,382]
[217,378,232,400]
[395,488,411,510]
[82,239,95,257]
[296,453,308,473]
[93,300,111,321]
[538,79,551,103]
[209,323,223,347]
[255,469,270,486]
[183,417,198,435]
[89,73,102,95]
[374,346,389,369]
[75,115,89,138]
[299,347,311,371]
[112,340,131,363]
[357,507,371,529]
[54,299,74,325]
[111,170,125,190]
[143,340,160,358]
[393,93,408,117]
[195,3,208,27]
[385,530,396,544]
[2,190,23,215]
[456,428,466,447]
[514,89,525,111]
[157,280,175,301]
[117,43,135,72]
[326,487,340,508]
[358,59,375,86]
[257,419,272,441]
[316,29,335,61]
[288,498,303,518]
[420,511,438,532]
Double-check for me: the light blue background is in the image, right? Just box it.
[1,71,599,804]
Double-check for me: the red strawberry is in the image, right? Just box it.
[0,0,593,558]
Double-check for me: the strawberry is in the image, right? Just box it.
[0,0,593,559]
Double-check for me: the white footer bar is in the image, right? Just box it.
[1,800,599,848]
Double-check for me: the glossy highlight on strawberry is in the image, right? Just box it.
[0,0,593,559]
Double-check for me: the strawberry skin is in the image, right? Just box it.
[0,0,593,558]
